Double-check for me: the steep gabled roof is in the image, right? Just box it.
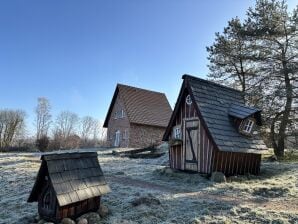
[164,74,267,154]
[28,152,110,207]
[103,84,172,128]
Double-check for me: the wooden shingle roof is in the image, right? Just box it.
[103,84,172,128]
[164,75,267,154]
[228,104,261,120]
[28,152,110,207]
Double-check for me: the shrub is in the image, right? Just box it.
[36,135,50,152]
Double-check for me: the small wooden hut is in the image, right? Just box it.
[28,152,110,222]
[163,75,267,176]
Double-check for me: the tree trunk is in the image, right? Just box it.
[274,63,293,158]
[271,112,282,157]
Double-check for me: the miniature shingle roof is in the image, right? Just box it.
[228,104,261,120]
[28,152,110,207]
[103,84,172,128]
[164,75,267,154]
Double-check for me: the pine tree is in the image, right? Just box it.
[244,0,297,157]
[207,0,298,158]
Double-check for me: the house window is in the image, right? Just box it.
[173,126,181,139]
[123,129,128,139]
[241,119,255,134]
[186,95,192,105]
[114,110,125,119]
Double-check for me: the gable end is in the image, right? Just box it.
[103,85,120,127]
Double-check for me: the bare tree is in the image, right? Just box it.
[55,111,79,139]
[35,97,52,139]
[92,119,107,146]
[0,109,26,150]
[80,116,95,141]
[49,127,64,150]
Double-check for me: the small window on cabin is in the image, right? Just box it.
[114,111,118,119]
[121,109,125,118]
[186,95,192,105]
[240,119,255,134]
[173,126,181,139]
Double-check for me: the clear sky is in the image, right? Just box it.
[0,0,296,135]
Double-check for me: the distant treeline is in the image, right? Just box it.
[0,97,107,152]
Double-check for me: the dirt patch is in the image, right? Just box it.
[107,175,177,193]
[131,194,161,206]
[252,187,290,198]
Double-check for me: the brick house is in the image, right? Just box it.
[103,84,172,148]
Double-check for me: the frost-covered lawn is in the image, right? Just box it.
[0,148,297,224]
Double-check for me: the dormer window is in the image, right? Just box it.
[240,118,255,134]
[186,95,192,105]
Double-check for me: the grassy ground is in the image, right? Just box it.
[0,148,297,224]
[262,148,298,162]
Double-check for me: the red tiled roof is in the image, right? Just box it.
[104,84,172,128]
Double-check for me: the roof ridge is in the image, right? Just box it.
[117,83,166,95]
[42,151,97,161]
[182,74,243,94]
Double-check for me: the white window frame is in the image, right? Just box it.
[114,130,121,147]
[121,109,125,118]
[123,129,128,140]
[115,109,125,119]
[173,126,181,139]
[241,119,255,134]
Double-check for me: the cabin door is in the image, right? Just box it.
[183,119,199,171]
[38,182,57,218]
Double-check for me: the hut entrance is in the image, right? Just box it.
[38,182,57,219]
[183,119,199,171]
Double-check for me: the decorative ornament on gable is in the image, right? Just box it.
[186,94,192,105]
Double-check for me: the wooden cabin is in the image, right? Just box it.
[28,152,110,222]
[163,75,267,176]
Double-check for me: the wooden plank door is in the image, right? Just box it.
[183,119,199,171]
[38,182,57,218]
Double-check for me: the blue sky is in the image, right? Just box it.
[0,0,296,135]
